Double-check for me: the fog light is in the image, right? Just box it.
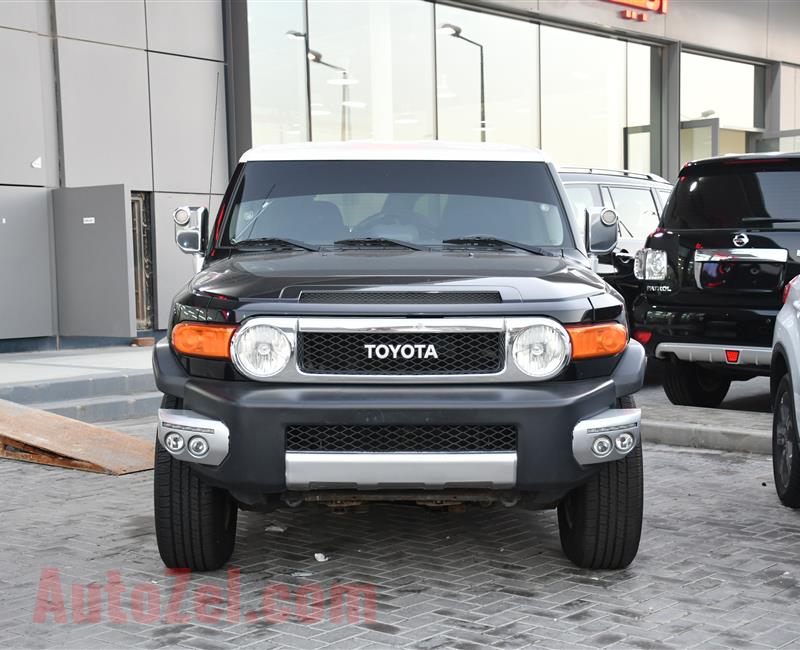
[615,432,635,453]
[591,436,613,458]
[187,436,209,458]
[164,432,184,453]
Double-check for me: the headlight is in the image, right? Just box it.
[231,322,292,379]
[633,248,667,280]
[511,320,571,380]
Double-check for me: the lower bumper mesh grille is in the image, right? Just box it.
[285,424,517,453]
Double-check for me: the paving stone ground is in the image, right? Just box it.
[2,442,800,649]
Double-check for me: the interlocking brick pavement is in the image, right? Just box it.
[2,444,800,649]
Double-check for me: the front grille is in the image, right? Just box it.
[299,291,502,304]
[297,331,505,375]
[285,424,517,452]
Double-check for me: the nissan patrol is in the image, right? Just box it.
[632,153,800,407]
[153,142,646,571]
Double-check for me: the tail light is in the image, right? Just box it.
[634,249,668,280]
[783,275,800,304]
[632,330,652,345]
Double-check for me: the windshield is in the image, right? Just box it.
[221,160,571,249]
[661,160,800,229]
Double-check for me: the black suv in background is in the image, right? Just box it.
[632,153,800,407]
[560,168,673,317]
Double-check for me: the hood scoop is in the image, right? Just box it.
[297,290,503,304]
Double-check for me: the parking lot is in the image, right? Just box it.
[3,403,800,649]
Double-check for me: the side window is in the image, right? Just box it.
[657,189,672,216]
[607,186,660,240]
[564,184,602,239]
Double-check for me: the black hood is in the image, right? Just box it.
[191,249,605,303]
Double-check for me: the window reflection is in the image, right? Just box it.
[435,5,539,147]
[248,1,308,143]
[541,28,654,172]
[305,0,435,141]
[680,52,759,128]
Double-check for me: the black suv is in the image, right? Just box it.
[153,142,646,572]
[632,153,800,407]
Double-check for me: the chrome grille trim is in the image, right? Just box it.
[231,316,572,384]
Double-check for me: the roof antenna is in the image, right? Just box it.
[208,70,221,216]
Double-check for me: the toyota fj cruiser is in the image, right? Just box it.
[153,142,646,571]
[632,153,800,407]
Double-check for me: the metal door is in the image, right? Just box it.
[52,184,136,338]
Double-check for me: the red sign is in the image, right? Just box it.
[607,0,668,21]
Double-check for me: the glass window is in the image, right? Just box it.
[680,53,762,129]
[657,189,672,215]
[305,1,435,141]
[542,28,654,171]
[435,5,539,147]
[247,1,309,144]
[662,160,800,230]
[607,186,659,239]
[223,160,571,248]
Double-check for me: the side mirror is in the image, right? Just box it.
[586,207,619,255]
[174,206,209,255]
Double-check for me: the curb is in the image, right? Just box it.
[642,418,771,455]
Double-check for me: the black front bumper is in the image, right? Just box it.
[153,339,645,498]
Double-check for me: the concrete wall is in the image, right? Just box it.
[0,0,227,341]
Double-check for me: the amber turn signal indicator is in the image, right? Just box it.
[566,323,627,359]
[171,322,238,359]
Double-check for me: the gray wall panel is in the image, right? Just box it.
[0,29,47,187]
[665,0,768,60]
[0,186,55,338]
[767,1,800,65]
[37,34,60,189]
[0,0,42,32]
[54,0,146,49]
[58,39,153,191]
[153,193,222,330]
[779,65,798,130]
[149,53,228,194]
[52,185,136,338]
[145,0,224,61]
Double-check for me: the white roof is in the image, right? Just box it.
[239,140,550,164]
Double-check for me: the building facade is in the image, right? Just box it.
[0,0,227,349]
[1,0,799,348]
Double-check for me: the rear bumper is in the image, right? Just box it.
[153,339,645,499]
[655,342,772,367]
[632,298,776,373]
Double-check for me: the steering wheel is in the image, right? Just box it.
[351,211,437,239]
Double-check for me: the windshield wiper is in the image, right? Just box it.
[234,237,319,252]
[442,236,553,256]
[740,218,800,224]
[334,237,424,251]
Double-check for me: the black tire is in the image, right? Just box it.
[154,395,238,571]
[557,395,643,570]
[662,361,730,408]
[772,375,800,508]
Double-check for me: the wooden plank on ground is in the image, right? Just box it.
[0,399,153,475]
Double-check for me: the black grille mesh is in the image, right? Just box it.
[285,424,517,452]
[297,331,505,375]
[298,291,502,304]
